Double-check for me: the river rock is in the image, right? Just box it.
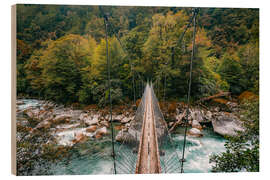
[115,125,125,130]
[205,111,213,122]
[168,122,174,127]
[80,114,99,126]
[79,113,88,121]
[52,114,71,124]
[112,115,123,122]
[100,120,110,127]
[212,112,244,136]
[226,101,239,112]
[86,125,97,133]
[17,116,29,125]
[95,127,108,139]
[187,128,203,137]
[56,123,80,130]
[23,108,35,119]
[214,107,220,112]
[115,129,137,143]
[192,120,203,130]
[17,100,25,105]
[73,132,87,144]
[190,108,204,122]
[38,110,53,120]
[69,110,82,120]
[121,116,133,123]
[35,120,52,130]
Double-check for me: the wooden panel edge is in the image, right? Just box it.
[11,4,17,176]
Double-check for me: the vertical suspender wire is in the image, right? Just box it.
[163,73,166,103]
[104,16,117,174]
[105,19,136,105]
[180,8,198,173]
[132,65,136,105]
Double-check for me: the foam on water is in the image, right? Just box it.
[17,99,227,174]
[54,128,95,146]
[17,99,41,110]
[172,128,227,173]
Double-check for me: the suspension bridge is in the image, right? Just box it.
[135,83,162,173]
[87,7,200,174]
[112,82,181,174]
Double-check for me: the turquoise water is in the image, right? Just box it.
[46,127,226,174]
[50,140,115,175]
[171,127,227,173]
[17,99,227,174]
[17,99,41,110]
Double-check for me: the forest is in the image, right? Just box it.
[16,5,259,173]
[17,5,259,105]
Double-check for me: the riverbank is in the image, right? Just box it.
[15,97,243,175]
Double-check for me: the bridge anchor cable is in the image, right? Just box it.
[180,8,199,173]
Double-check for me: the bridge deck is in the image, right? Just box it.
[135,85,161,174]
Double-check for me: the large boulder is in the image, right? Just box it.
[212,112,244,136]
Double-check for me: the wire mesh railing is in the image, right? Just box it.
[150,83,182,173]
[112,83,181,174]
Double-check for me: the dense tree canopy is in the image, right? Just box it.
[16,5,259,105]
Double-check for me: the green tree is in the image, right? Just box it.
[218,54,245,94]
[25,34,93,103]
[210,99,259,172]
[16,39,32,95]
[79,37,127,105]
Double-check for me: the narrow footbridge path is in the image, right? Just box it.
[135,84,161,173]
[113,82,181,174]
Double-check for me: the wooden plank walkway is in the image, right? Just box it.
[135,85,161,174]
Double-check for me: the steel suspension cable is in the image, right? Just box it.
[104,15,117,174]
[98,6,141,105]
[176,10,196,48]
[180,8,198,173]
[106,19,137,105]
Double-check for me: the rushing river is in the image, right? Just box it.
[17,99,227,175]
